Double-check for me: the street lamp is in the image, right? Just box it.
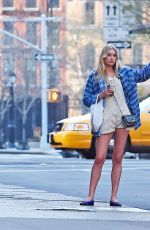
[7,72,16,148]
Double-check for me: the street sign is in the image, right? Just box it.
[35,53,54,61]
[107,41,132,49]
[103,0,136,41]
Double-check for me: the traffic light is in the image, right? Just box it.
[47,89,61,102]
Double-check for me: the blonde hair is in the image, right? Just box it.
[97,44,120,80]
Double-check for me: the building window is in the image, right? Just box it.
[3,22,13,45]
[48,22,60,46]
[26,0,36,8]
[26,22,37,45]
[48,63,60,88]
[3,0,13,7]
[4,57,14,77]
[47,0,59,8]
[133,44,143,64]
[83,44,95,71]
[25,59,36,86]
[85,2,95,25]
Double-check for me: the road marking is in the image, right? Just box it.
[0,169,107,173]
[0,184,149,220]
[0,166,149,172]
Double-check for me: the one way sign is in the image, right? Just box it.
[35,53,54,61]
[107,41,132,49]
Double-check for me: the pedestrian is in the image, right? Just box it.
[80,44,150,207]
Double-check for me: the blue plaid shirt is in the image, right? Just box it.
[83,64,150,133]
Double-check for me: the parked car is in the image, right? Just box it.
[48,97,150,159]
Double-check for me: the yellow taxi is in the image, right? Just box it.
[128,97,150,152]
[49,97,150,158]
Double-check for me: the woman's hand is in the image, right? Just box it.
[98,88,114,99]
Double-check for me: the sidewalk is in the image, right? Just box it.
[0,141,62,157]
[0,147,139,159]
[0,148,49,154]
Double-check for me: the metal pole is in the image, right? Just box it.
[0,15,62,151]
[0,29,43,52]
[40,14,49,151]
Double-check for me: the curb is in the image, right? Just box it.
[0,148,62,156]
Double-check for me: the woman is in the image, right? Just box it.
[80,44,150,207]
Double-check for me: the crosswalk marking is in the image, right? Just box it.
[0,184,149,220]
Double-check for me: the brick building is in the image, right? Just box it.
[0,0,149,130]
[0,0,67,90]
[0,0,68,143]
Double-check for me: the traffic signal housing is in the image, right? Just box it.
[47,89,61,103]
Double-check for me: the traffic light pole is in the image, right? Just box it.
[40,14,49,151]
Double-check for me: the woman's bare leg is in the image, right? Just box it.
[87,132,113,201]
[111,128,128,201]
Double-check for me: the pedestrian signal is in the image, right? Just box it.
[47,89,61,102]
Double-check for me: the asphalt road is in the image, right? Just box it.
[0,153,149,209]
[0,152,149,229]
[0,218,149,230]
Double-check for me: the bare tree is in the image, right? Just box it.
[14,53,40,149]
[61,27,101,115]
[0,77,11,148]
[122,0,150,41]
[2,20,42,148]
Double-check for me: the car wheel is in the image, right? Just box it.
[124,136,131,153]
[79,150,95,159]
[60,150,80,158]
[106,149,113,159]
[79,136,96,159]
[108,135,131,158]
[80,136,113,159]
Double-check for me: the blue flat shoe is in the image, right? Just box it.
[110,200,122,207]
[80,200,94,206]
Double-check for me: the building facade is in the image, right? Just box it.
[0,0,68,142]
[0,0,67,90]
[66,0,105,116]
[0,0,149,128]
[66,0,150,116]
